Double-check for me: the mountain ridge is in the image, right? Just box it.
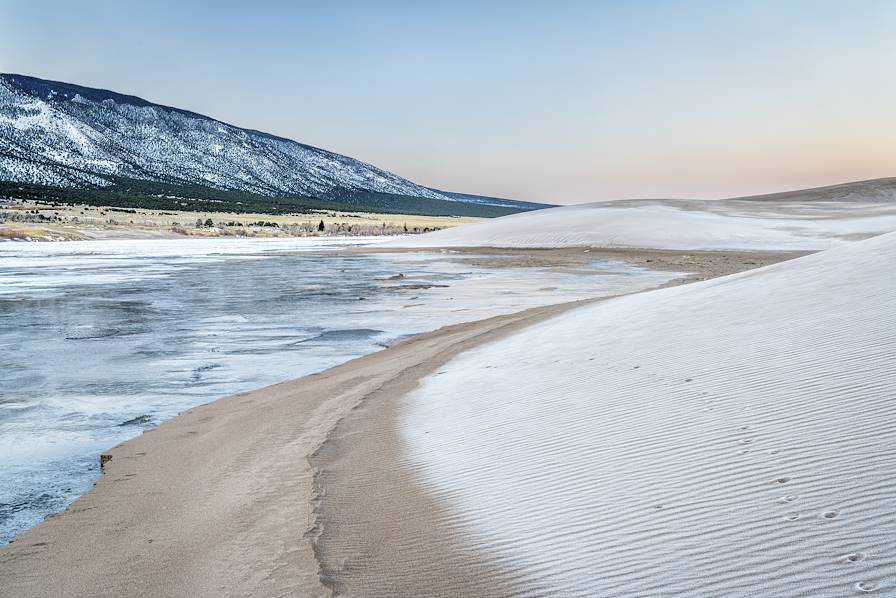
[0,73,548,215]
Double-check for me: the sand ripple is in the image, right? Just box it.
[401,232,896,596]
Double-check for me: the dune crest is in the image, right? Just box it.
[388,178,896,250]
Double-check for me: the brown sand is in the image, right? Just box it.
[0,248,802,597]
[306,248,806,596]
[347,245,810,284]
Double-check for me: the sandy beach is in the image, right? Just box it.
[0,247,796,597]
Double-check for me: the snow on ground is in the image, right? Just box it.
[400,231,896,597]
[387,182,896,250]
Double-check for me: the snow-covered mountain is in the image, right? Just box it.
[0,74,542,211]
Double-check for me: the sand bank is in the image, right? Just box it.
[0,301,582,597]
[356,245,808,284]
[295,249,798,596]
[0,248,799,596]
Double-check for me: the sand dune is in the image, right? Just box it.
[388,178,896,250]
[399,231,896,596]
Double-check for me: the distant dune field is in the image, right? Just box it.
[388,178,896,250]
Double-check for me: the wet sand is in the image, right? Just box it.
[0,248,802,597]
[350,245,810,284]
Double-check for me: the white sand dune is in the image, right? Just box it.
[388,179,896,250]
[400,231,896,596]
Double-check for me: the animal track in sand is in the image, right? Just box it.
[774,476,791,484]
[779,495,799,503]
[855,581,878,592]
[841,552,867,563]
[784,512,800,521]
[821,510,840,520]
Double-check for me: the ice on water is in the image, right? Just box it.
[0,237,679,543]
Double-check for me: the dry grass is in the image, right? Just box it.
[0,224,90,241]
[0,200,480,241]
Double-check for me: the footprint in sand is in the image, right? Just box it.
[821,510,840,520]
[779,495,799,503]
[784,512,800,521]
[855,581,877,593]
[841,552,867,563]
[739,438,753,445]
[774,476,791,484]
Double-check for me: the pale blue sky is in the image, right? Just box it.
[2,1,894,203]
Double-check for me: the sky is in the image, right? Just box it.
[2,0,894,204]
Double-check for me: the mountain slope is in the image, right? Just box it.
[0,74,545,215]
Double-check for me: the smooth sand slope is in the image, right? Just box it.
[391,231,896,596]
[388,178,896,250]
